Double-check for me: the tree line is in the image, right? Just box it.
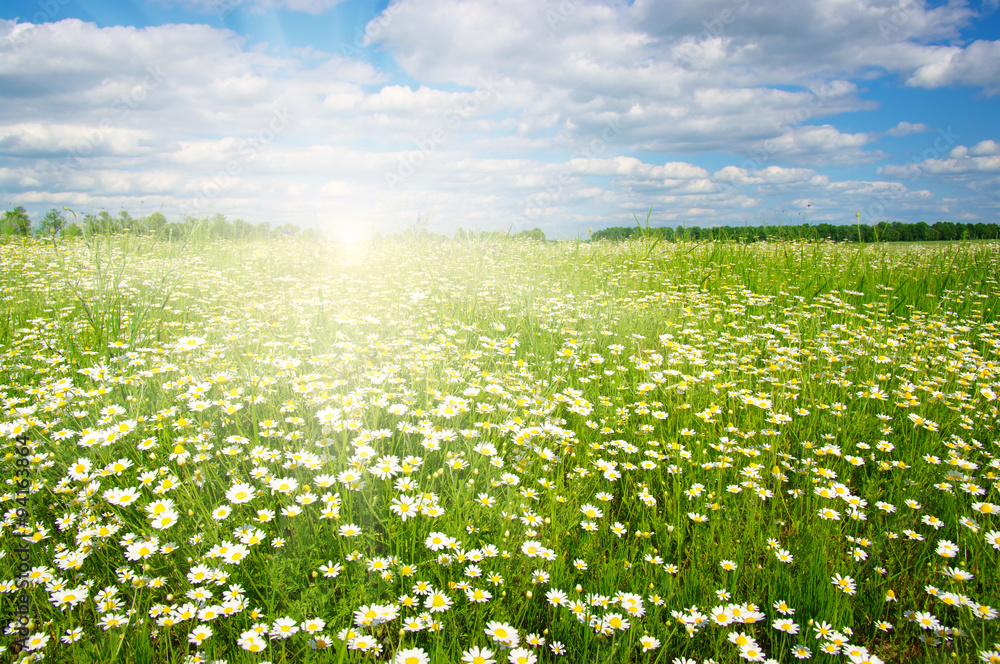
[591,220,1000,243]
[5,205,996,244]
[0,207,322,242]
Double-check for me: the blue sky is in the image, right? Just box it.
[1,0,998,239]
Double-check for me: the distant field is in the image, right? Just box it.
[2,235,999,664]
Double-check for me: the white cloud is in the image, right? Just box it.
[0,123,170,158]
[887,121,930,137]
[880,140,1000,179]
[1,8,998,236]
[568,157,708,180]
[713,165,817,185]
[747,125,882,167]
[905,40,1000,95]
[970,139,1000,156]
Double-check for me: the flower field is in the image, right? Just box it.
[2,233,1000,664]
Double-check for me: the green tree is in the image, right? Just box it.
[211,213,233,239]
[144,212,167,234]
[84,210,121,235]
[2,206,32,235]
[518,227,546,241]
[38,209,65,236]
[231,218,253,240]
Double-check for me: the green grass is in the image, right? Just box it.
[1,233,999,664]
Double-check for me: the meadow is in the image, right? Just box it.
[1,232,999,664]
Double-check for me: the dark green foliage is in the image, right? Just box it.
[1,205,32,235]
[15,208,310,242]
[38,208,66,236]
[591,220,1000,243]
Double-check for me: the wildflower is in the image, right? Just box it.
[973,605,999,620]
[740,642,767,661]
[103,486,141,506]
[705,604,731,626]
[222,543,249,565]
[466,587,492,603]
[396,647,430,664]
[237,630,268,652]
[813,621,833,639]
[831,573,857,595]
[640,635,661,651]
[485,621,519,647]
[979,649,1000,664]
[507,648,537,664]
[921,514,945,529]
[271,616,299,639]
[24,632,50,651]
[774,618,799,634]
[942,566,974,582]
[462,646,496,664]
[546,588,568,606]
[50,586,88,609]
[791,645,812,659]
[125,540,157,561]
[188,625,213,645]
[819,642,840,655]
[98,613,129,630]
[603,613,629,631]
[226,482,255,503]
[425,590,453,612]
[391,495,420,521]
[913,612,940,630]
[338,523,362,537]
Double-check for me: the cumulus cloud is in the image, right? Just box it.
[887,121,930,137]
[880,138,1000,179]
[905,40,1000,95]
[713,165,817,186]
[1,5,998,236]
[970,139,1000,156]
[745,125,882,167]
